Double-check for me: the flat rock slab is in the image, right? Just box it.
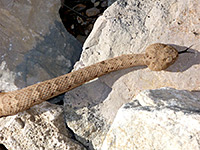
[64,0,200,149]
[0,0,82,89]
[102,88,200,150]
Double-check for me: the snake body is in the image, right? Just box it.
[0,43,179,117]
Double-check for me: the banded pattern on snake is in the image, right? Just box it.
[0,43,184,117]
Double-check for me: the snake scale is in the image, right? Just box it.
[0,43,188,117]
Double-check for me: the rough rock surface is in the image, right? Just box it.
[0,102,85,150]
[101,88,200,150]
[0,0,82,89]
[0,0,85,149]
[64,0,200,149]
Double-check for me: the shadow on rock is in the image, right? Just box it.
[167,44,200,72]
[15,21,82,88]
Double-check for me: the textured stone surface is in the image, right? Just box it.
[64,80,111,149]
[101,88,200,150]
[0,0,85,149]
[0,61,17,92]
[64,0,200,149]
[0,102,85,150]
[0,0,82,89]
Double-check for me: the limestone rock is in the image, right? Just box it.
[0,102,85,150]
[101,88,200,150]
[64,0,200,149]
[0,61,17,92]
[64,79,111,149]
[0,0,82,89]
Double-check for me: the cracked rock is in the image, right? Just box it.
[64,0,200,149]
[102,88,200,150]
[0,102,86,150]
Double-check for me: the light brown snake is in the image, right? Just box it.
[0,43,186,117]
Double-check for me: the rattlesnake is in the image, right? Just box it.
[0,43,189,117]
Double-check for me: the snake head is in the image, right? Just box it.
[145,43,178,71]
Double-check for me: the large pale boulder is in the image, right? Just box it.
[0,102,85,150]
[0,0,82,89]
[64,0,200,149]
[101,88,200,150]
[0,0,85,149]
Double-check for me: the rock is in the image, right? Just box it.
[64,79,112,150]
[77,16,84,24]
[0,61,17,92]
[73,4,87,12]
[76,35,87,44]
[60,0,108,44]
[0,0,85,149]
[0,0,82,89]
[86,7,100,17]
[0,102,85,150]
[91,0,96,3]
[64,0,200,149]
[94,1,100,7]
[101,88,200,150]
[101,1,108,8]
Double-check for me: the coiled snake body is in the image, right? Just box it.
[0,43,183,117]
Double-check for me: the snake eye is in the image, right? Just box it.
[166,57,172,63]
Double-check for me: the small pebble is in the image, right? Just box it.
[94,1,100,7]
[86,7,100,17]
[77,16,84,24]
[76,35,87,44]
[71,24,74,29]
[101,1,107,7]
[87,24,94,31]
[91,0,96,3]
[73,4,86,12]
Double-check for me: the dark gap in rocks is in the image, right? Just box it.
[50,0,108,105]
[64,122,76,140]
[0,144,8,150]
[48,94,64,105]
[59,0,108,44]
[64,122,93,150]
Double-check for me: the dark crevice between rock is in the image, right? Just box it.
[50,0,108,104]
[48,94,64,105]
[59,0,108,44]
[57,1,109,149]
[0,144,8,150]
[64,122,94,150]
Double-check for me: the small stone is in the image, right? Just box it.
[71,24,74,29]
[87,24,94,31]
[85,29,90,35]
[73,4,86,12]
[86,7,100,17]
[91,0,96,3]
[77,16,84,24]
[94,1,100,7]
[76,35,87,44]
[101,1,107,7]
[84,24,94,35]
